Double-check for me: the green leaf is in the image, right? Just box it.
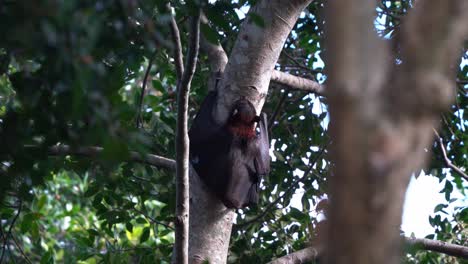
[84,184,99,197]
[152,79,165,93]
[126,222,133,233]
[273,150,286,162]
[140,227,150,243]
[21,214,33,233]
[36,195,47,210]
[136,217,147,224]
[20,212,41,233]
[433,203,447,213]
[40,250,53,264]
[87,229,100,236]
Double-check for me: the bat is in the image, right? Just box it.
[189,91,270,208]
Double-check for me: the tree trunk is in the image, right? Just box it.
[323,1,468,264]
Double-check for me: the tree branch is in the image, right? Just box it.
[44,145,175,170]
[173,10,200,264]
[271,70,324,95]
[136,51,157,128]
[10,232,32,264]
[0,200,21,264]
[200,13,228,74]
[268,90,288,131]
[406,237,468,259]
[133,208,174,230]
[267,246,323,264]
[434,130,468,181]
[281,50,321,75]
[167,3,184,79]
[268,237,468,264]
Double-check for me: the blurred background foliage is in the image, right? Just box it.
[0,0,466,263]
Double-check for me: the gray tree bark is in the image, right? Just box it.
[323,1,468,264]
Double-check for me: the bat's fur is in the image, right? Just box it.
[189,91,270,209]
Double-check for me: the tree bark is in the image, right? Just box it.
[323,1,468,264]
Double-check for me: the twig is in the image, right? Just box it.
[25,145,176,170]
[433,130,468,181]
[268,90,288,131]
[282,50,320,75]
[0,200,22,264]
[10,233,32,264]
[167,3,184,79]
[136,51,157,128]
[133,209,174,230]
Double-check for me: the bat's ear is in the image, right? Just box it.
[253,116,261,122]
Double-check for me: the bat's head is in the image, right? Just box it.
[228,99,260,138]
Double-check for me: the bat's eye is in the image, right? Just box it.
[255,126,261,136]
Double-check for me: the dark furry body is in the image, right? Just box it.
[189,92,270,208]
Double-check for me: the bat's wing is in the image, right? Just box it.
[189,91,232,202]
[188,91,221,148]
[247,113,270,206]
[254,112,270,175]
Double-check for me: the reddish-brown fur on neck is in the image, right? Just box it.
[228,124,256,139]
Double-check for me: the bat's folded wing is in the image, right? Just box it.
[189,91,219,144]
[254,112,270,176]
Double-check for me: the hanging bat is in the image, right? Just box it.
[189,91,270,209]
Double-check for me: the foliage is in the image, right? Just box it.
[0,0,466,263]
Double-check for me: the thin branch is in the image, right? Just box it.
[167,3,184,79]
[199,13,228,73]
[267,246,323,264]
[173,10,200,264]
[136,51,157,128]
[31,145,176,170]
[281,50,320,75]
[199,13,228,92]
[0,200,22,264]
[271,70,325,95]
[10,233,32,264]
[433,130,468,181]
[133,209,174,230]
[267,237,468,264]
[406,237,468,259]
[269,90,288,131]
